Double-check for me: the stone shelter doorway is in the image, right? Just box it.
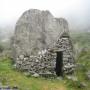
[55,51,63,76]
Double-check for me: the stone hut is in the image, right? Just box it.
[12,9,75,77]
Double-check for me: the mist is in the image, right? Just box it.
[0,0,90,37]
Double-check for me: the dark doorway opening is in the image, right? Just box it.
[55,51,63,76]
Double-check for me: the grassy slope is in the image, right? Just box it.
[75,50,90,89]
[68,50,90,90]
[71,32,90,90]
[0,58,66,90]
[71,32,90,49]
[1,53,90,90]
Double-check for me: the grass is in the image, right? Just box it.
[0,54,90,90]
[64,50,90,90]
[0,57,67,90]
[76,50,90,86]
[71,32,90,49]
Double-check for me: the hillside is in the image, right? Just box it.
[71,32,90,49]
[0,31,90,90]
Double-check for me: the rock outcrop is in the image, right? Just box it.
[12,9,69,58]
[12,9,75,77]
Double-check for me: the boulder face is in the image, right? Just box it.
[13,9,69,58]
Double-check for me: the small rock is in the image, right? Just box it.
[1,86,11,90]
[46,71,52,74]
[19,55,24,60]
[24,57,29,61]
[32,73,39,78]
[36,59,39,63]
[0,87,2,89]
[12,85,19,90]
[86,70,90,80]
[13,64,17,69]
[56,77,63,80]
[78,82,87,88]
[0,82,2,86]
[16,58,19,61]
[24,72,31,77]
[66,76,78,81]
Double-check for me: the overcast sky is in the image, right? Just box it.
[0,0,90,30]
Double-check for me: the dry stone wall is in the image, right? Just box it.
[15,33,75,77]
[55,33,75,74]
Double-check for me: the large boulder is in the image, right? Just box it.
[12,9,69,60]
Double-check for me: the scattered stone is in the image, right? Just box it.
[0,82,2,86]
[0,85,19,90]
[13,64,17,69]
[66,76,78,81]
[32,73,39,78]
[12,86,19,90]
[24,72,31,77]
[56,77,63,80]
[19,55,24,60]
[86,70,90,80]
[4,86,11,89]
[35,59,39,63]
[78,82,87,88]
[24,57,29,61]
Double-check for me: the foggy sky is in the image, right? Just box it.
[0,0,90,30]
